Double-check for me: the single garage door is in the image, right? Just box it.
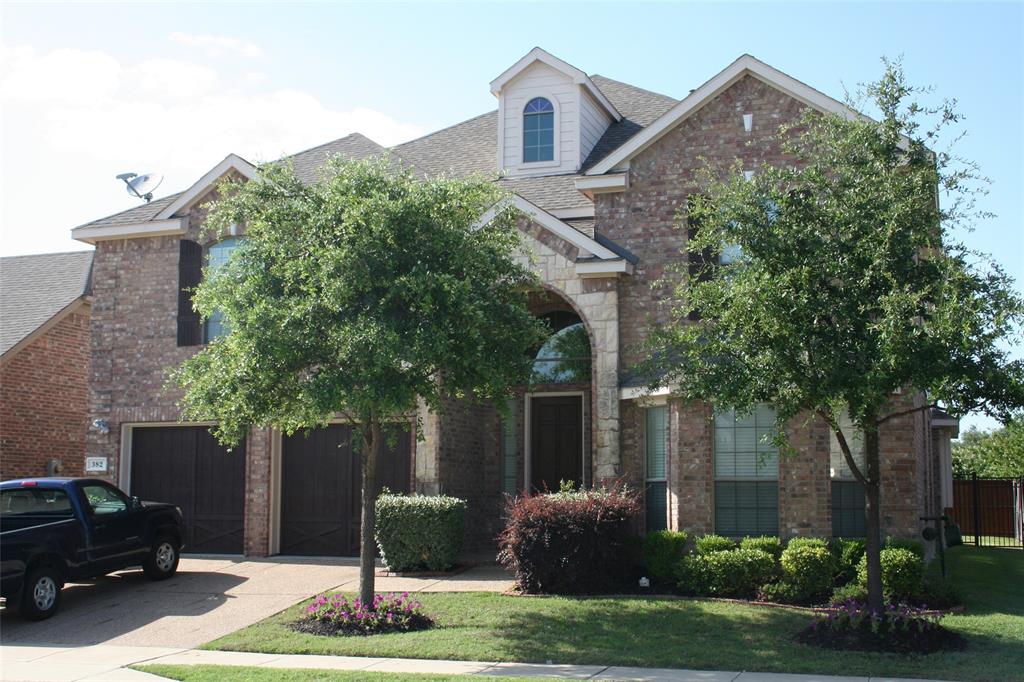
[130,426,246,554]
[280,423,411,556]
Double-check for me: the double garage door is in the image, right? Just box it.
[129,424,410,556]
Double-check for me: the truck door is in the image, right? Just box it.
[77,482,147,570]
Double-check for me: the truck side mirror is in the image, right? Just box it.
[131,495,142,509]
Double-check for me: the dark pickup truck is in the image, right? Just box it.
[0,477,185,620]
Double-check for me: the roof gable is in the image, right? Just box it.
[0,251,93,357]
[156,153,256,220]
[490,47,622,122]
[586,54,870,176]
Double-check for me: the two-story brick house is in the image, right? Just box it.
[71,49,955,557]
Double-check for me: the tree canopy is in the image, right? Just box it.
[638,60,1024,609]
[170,157,547,602]
[953,420,1024,478]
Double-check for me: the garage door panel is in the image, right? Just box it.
[130,426,245,554]
[281,423,411,556]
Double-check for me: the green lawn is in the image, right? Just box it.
[134,665,529,682]
[205,546,1024,682]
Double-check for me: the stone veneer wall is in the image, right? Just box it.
[0,308,91,480]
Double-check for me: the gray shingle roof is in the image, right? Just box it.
[583,76,678,171]
[73,74,680,228]
[75,192,182,231]
[287,133,388,184]
[0,251,94,356]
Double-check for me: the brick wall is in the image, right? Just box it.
[596,75,804,369]
[0,308,90,480]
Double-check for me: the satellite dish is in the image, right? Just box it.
[116,172,164,203]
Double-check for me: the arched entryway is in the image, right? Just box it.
[525,291,594,493]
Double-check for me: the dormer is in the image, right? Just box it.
[491,48,621,178]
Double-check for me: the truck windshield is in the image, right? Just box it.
[1,488,73,517]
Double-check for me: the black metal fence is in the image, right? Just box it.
[949,476,1024,549]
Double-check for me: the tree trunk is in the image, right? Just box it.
[863,426,884,612]
[358,415,381,607]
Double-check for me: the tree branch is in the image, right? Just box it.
[875,401,939,426]
[818,408,871,488]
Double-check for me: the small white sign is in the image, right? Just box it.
[85,456,108,473]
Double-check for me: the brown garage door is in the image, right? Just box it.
[280,423,411,556]
[130,426,246,554]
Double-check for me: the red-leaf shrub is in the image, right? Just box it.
[497,486,641,594]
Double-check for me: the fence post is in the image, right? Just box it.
[972,473,982,547]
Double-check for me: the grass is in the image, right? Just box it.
[205,546,1024,682]
[133,666,530,681]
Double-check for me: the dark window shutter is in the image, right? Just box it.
[686,196,717,321]
[177,239,203,346]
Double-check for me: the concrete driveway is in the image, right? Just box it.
[0,556,512,650]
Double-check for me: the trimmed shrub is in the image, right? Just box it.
[643,530,688,583]
[740,536,783,560]
[695,534,735,555]
[830,538,866,586]
[858,547,924,600]
[757,580,805,604]
[920,575,964,609]
[885,537,925,559]
[780,544,835,603]
[830,582,868,604]
[375,493,466,572]
[498,487,641,594]
[679,548,776,598]
[786,537,829,552]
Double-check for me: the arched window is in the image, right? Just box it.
[523,97,555,163]
[531,311,591,383]
[204,236,245,342]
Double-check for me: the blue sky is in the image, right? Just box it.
[2,1,1021,430]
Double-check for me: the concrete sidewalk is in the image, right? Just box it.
[0,644,954,682]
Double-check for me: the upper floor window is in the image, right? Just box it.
[204,236,245,343]
[523,97,554,163]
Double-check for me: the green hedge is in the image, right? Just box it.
[858,547,924,600]
[643,530,688,582]
[780,544,834,603]
[695,534,735,555]
[375,493,466,572]
[740,536,783,559]
[679,548,776,598]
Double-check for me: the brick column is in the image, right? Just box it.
[244,426,273,556]
[670,400,714,534]
[779,413,831,539]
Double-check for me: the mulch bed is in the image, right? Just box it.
[796,621,967,654]
[288,614,434,637]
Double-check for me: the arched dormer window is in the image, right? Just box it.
[523,97,555,163]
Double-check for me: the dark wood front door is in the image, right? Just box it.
[530,396,583,492]
[130,426,246,554]
[280,423,411,556]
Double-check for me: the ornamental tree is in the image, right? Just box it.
[639,60,1024,611]
[170,157,546,604]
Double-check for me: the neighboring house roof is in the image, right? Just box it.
[0,251,93,357]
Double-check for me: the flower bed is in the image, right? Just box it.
[796,599,966,654]
[290,592,433,637]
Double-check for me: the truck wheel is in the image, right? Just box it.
[143,536,180,580]
[20,566,62,620]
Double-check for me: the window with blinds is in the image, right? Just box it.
[829,409,866,537]
[714,405,779,536]
[645,405,667,531]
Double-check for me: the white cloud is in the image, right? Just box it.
[168,32,263,59]
[0,44,427,257]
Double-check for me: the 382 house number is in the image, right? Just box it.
[85,456,108,473]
